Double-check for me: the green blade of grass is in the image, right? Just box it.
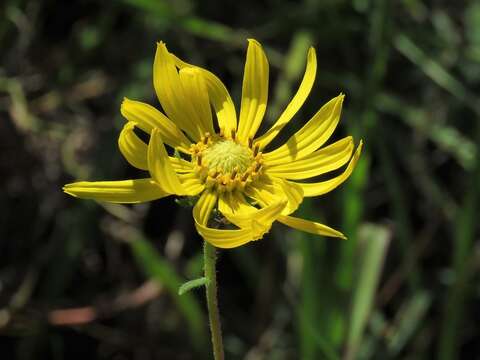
[345,223,391,360]
[336,0,389,291]
[394,33,479,114]
[438,126,480,360]
[296,199,325,360]
[376,93,477,170]
[387,291,431,356]
[294,198,344,359]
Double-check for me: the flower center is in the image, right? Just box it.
[190,133,264,192]
[202,140,252,173]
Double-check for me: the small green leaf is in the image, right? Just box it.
[178,277,209,295]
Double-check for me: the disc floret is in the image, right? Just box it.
[193,132,263,192]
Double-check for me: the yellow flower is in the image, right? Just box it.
[64,39,363,248]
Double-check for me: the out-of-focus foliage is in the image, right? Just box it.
[0,0,479,359]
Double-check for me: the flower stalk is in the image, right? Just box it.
[203,241,224,360]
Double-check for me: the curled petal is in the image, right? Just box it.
[265,136,354,180]
[193,190,218,225]
[195,192,286,249]
[218,192,257,228]
[118,122,148,170]
[263,94,344,164]
[120,98,191,152]
[255,47,317,150]
[63,179,169,203]
[294,140,364,196]
[195,225,253,249]
[236,39,269,144]
[218,192,286,229]
[246,176,303,215]
[278,215,346,239]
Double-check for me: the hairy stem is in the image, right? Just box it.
[204,241,224,360]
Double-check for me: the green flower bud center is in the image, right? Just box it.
[202,140,253,173]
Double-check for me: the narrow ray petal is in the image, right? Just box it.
[219,192,286,229]
[195,204,285,249]
[178,172,205,195]
[179,67,215,135]
[278,215,346,239]
[262,94,344,164]
[218,192,258,228]
[245,176,303,215]
[153,42,202,141]
[63,179,169,203]
[236,39,269,144]
[294,140,363,196]
[265,136,354,180]
[172,55,237,135]
[195,226,253,249]
[169,156,194,173]
[218,192,256,217]
[147,129,196,195]
[121,98,191,152]
[254,47,317,150]
[118,122,148,170]
[193,190,218,225]
[235,201,286,229]
[194,190,251,247]
[218,192,238,215]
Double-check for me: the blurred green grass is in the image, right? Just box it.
[0,0,479,359]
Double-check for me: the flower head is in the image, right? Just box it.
[64,39,363,248]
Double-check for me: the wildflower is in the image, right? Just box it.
[64,39,363,248]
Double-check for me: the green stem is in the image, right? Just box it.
[204,241,224,360]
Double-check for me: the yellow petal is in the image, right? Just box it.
[169,156,194,173]
[179,67,215,135]
[262,94,344,165]
[254,47,317,150]
[195,225,253,249]
[218,192,256,221]
[231,193,258,215]
[278,215,346,239]
[193,190,217,225]
[218,191,285,228]
[265,136,354,180]
[245,176,303,215]
[195,202,285,249]
[63,179,168,203]
[236,39,269,144]
[172,54,237,136]
[147,128,196,195]
[153,42,202,141]
[294,140,363,197]
[118,122,148,170]
[178,172,205,195]
[225,199,286,229]
[121,98,191,152]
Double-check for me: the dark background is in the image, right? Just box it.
[1,0,479,359]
